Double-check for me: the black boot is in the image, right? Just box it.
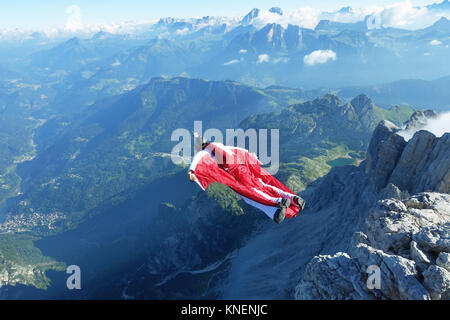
[278,198,291,209]
[274,198,290,224]
[273,207,286,224]
[294,196,306,210]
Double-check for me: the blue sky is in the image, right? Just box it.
[0,0,440,29]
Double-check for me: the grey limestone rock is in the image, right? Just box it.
[423,265,450,300]
[296,193,449,300]
[436,252,450,272]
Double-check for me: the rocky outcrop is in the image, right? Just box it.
[365,120,407,191]
[296,193,450,300]
[295,118,450,300]
[241,8,260,25]
[350,94,380,130]
[390,131,449,194]
[365,120,449,194]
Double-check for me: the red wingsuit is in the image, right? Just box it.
[189,142,301,219]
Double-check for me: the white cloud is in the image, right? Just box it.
[429,39,442,45]
[66,5,82,32]
[304,50,336,66]
[398,112,450,141]
[322,6,378,24]
[289,7,321,29]
[239,49,247,54]
[422,112,450,138]
[252,6,321,29]
[223,59,241,66]
[257,54,270,64]
[247,2,448,31]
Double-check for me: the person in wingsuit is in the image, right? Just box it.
[187,135,305,223]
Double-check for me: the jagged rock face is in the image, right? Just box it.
[365,121,449,194]
[241,8,260,25]
[350,94,379,129]
[295,193,450,300]
[296,252,372,300]
[367,194,450,258]
[293,120,449,300]
[390,132,449,194]
[254,23,286,49]
[284,25,303,50]
[365,120,407,191]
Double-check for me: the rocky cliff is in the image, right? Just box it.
[295,119,449,300]
[296,193,450,300]
[221,116,449,299]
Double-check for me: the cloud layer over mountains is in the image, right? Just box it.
[399,112,450,141]
[1,1,450,39]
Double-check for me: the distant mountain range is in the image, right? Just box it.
[2,15,438,117]
[0,5,449,94]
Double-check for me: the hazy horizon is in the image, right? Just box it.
[0,0,448,34]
